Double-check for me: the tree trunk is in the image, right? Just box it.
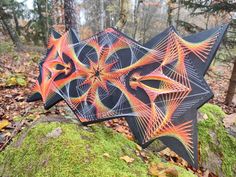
[225,58,236,105]
[100,0,105,31]
[167,0,173,26]
[64,0,78,32]
[35,0,48,46]
[132,0,141,39]
[0,7,22,50]
[105,10,111,28]
[51,0,58,26]
[205,13,210,30]
[142,9,152,44]
[13,9,20,36]
[176,0,180,30]
[115,0,129,30]
[1,18,22,50]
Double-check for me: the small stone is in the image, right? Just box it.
[223,113,236,137]
[203,114,208,120]
[197,111,207,122]
[46,127,62,138]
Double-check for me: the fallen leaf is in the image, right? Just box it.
[0,120,10,130]
[203,169,210,177]
[180,159,188,167]
[0,107,4,117]
[4,132,11,137]
[223,113,236,128]
[149,163,162,176]
[116,125,125,133]
[149,162,178,177]
[103,153,110,158]
[120,155,134,163]
[16,77,27,86]
[140,151,146,157]
[136,144,142,151]
[203,114,208,120]
[165,167,178,177]
[126,135,134,141]
[159,148,177,158]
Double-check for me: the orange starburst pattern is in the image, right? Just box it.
[28,25,228,168]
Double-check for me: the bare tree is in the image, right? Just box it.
[0,7,22,50]
[64,0,78,32]
[115,0,129,30]
[176,0,180,30]
[141,4,154,44]
[132,0,142,39]
[100,0,105,31]
[167,0,173,26]
[225,58,236,105]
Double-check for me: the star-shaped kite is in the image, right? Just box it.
[28,24,228,167]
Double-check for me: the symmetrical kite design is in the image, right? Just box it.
[28,25,228,167]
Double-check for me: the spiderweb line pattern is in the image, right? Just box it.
[28,25,228,167]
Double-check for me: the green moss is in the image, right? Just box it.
[198,103,236,177]
[13,114,37,122]
[0,123,194,177]
[6,74,27,87]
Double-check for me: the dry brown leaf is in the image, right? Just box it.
[203,169,210,177]
[180,159,188,167]
[126,135,134,141]
[103,153,110,158]
[223,113,236,128]
[0,120,10,130]
[120,155,134,163]
[116,125,125,133]
[159,148,177,157]
[165,167,178,177]
[135,150,140,156]
[149,162,178,177]
[4,131,11,137]
[136,144,142,151]
[203,114,208,120]
[148,163,160,176]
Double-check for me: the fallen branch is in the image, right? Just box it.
[13,116,77,148]
[0,119,27,151]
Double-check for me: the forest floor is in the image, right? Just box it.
[0,41,235,176]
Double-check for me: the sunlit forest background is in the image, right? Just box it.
[0,0,236,177]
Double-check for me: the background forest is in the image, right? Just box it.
[0,0,236,177]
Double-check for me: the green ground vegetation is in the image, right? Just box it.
[0,122,194,177]
[198,104,236,177]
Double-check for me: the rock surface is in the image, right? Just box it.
[223,113,236,137]
[1,103,235,176]
[0,122,194,177]
[198,104,236,177]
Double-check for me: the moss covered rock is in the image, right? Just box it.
[0,122,194,177]
[198,104,236,177]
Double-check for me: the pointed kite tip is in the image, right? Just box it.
[27,92,42,102]
[49,28,62,39]
[43,94,63,110]
[68,28,80,44]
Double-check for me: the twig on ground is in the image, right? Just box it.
[0,119,27,151]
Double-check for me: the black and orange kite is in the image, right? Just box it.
[28,25,228,167]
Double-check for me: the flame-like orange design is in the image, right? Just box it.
[28,25,228,168]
